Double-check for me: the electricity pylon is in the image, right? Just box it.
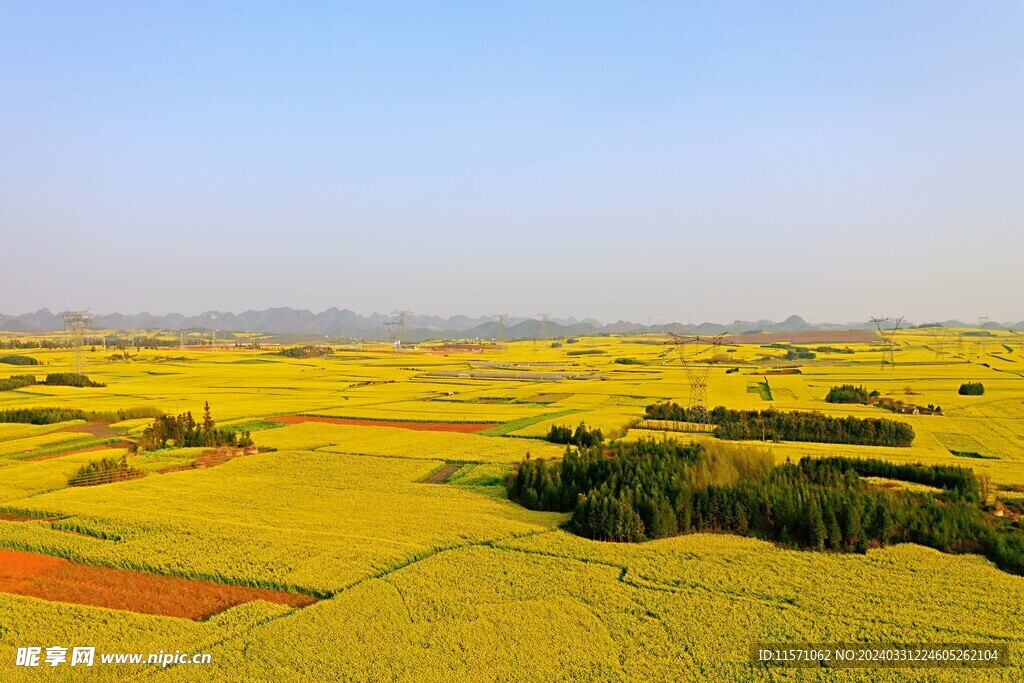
[871,316,903,369]
[62,310,93,374]
[666,332,726,427]
[928,327,950,362]
[492,314,509,348]
[390,310,412,349]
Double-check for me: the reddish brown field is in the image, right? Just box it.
[156,446,257,474]
[267,414,497,433]
[0,549,317,620]
[0,512,45,522]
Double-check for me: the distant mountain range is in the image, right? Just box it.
[1,308,1022,341]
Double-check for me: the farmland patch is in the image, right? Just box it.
[934,432,993,458]
[419,464,464,484]
[267,414,496,433]
[0,549,316,619]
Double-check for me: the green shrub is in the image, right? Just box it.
[0,375,36,391]
[825,384,870,404]
[958,382,985,396]
[44,373,105,388]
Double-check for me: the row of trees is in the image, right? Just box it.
[546,423,604,447]
[0,373,110,391]
[0,340,64,350]
[0,407,90,424]
[644,402,915,447]
[0,355,40,365]
[138,402,253,450]
[0,406,163,425]
[959,382,985,395]
[42,373,105,388]
[506,440,1024,574]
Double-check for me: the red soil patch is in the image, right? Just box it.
[420,464,463,484]
[0,512,49,522]
[0,549,317,620]
[267,415,497,433]
[157,446,259,474]
[53,422,119,439]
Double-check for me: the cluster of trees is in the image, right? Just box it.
[546,423,604,447]
[68,455,143,487]
[814,346,854,354]
[0,373,111,391]
[0,375,36,391]
[43,373,104,388]
[0,355,40,365]
[506,440,1024,574]
[508,439,707,513]
[0,340,63,350]
[785,348,816,360]
[825,384,877,404]
[644,402,915,447]
[959,382,985,396]
[278,345,332,359]
[138,402,253,450]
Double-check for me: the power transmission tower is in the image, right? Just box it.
[928,327,948,362]
[384,321,400,349]
[537,313,552,349]
[871,316,903,369]
[666,332,726,428]
[62,310,93,375]
[976,317,989,358]
[390,310,412,349]
[956,332,965,356]
[180,329,185,351]
[492,314,509,348]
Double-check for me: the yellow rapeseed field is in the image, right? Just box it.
[1,331,1023,681]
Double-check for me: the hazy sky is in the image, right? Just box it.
[1,2,1021,324]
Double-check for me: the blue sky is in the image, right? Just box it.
[1,2,1021,323]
